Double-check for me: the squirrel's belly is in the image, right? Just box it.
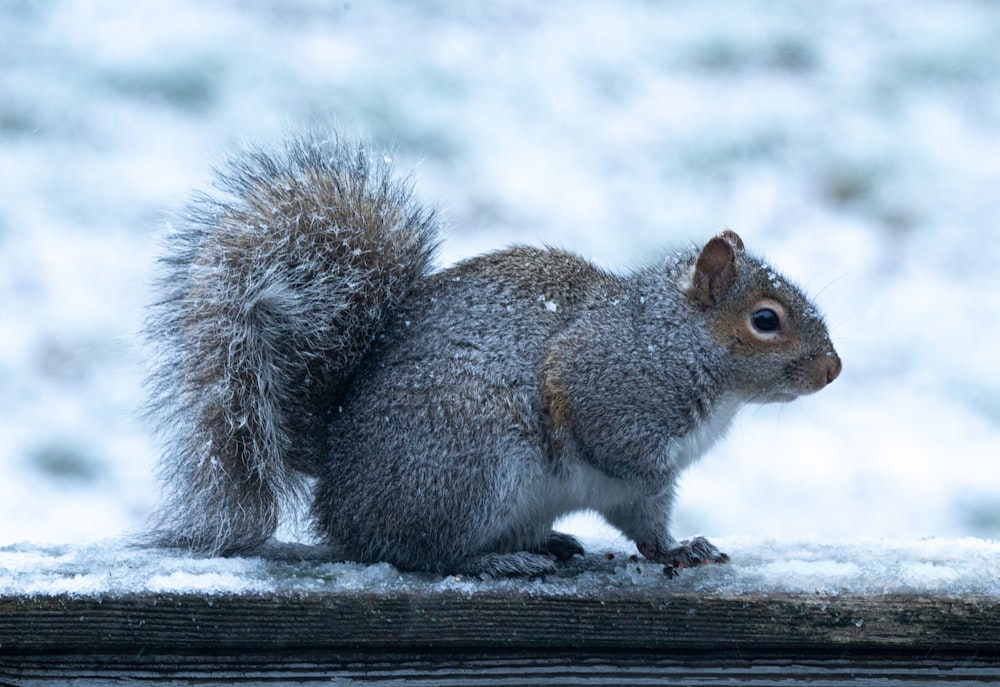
[671,392,744,470]
[545,461,636,517]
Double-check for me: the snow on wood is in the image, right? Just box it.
[2,538,1000,680]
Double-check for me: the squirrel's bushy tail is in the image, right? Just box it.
[145,135,439,555]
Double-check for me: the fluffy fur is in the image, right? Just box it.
[145,136,438,554]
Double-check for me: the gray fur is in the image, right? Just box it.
[145,135,438,555]
[146,135,841,575]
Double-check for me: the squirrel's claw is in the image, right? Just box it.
[668,536,730,567]
[640,535,729,568]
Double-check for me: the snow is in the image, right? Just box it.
[3,535,999,598]
[1,1,999,568]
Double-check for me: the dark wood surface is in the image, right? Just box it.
[3,586,1000,684]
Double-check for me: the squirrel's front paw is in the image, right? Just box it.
[639,535,729,568]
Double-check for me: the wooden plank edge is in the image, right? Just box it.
[2,590,998,662]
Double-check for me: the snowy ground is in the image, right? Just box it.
[1,1,999,561]
[4,536,1000,597]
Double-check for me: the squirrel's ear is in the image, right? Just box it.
[717,229,745,252]
[691,233,739,308]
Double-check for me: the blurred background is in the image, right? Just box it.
[1,0,998,548]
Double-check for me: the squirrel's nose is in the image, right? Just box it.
[824,352,842,386]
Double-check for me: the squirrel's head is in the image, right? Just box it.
[687,230,842,403]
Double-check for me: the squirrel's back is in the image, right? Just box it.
[145,135,439,555]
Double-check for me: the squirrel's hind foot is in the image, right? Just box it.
[539,531,586,562]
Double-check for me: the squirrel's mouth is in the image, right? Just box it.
[801,351,842,395]
[776,351,842,401]
[754,371,837,404]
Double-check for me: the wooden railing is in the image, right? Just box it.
[4,587,1000,682]
[2,541,999,683]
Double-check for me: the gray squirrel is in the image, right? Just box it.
[146,134,841,577]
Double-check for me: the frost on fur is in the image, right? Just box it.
[144,135,439,555]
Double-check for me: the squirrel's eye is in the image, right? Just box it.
[751,308,781,333]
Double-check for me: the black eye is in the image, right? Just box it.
[751,308,781,333]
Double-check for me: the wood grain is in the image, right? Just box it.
[2,588,999,682]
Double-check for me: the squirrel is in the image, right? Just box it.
[145,133,841,577]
